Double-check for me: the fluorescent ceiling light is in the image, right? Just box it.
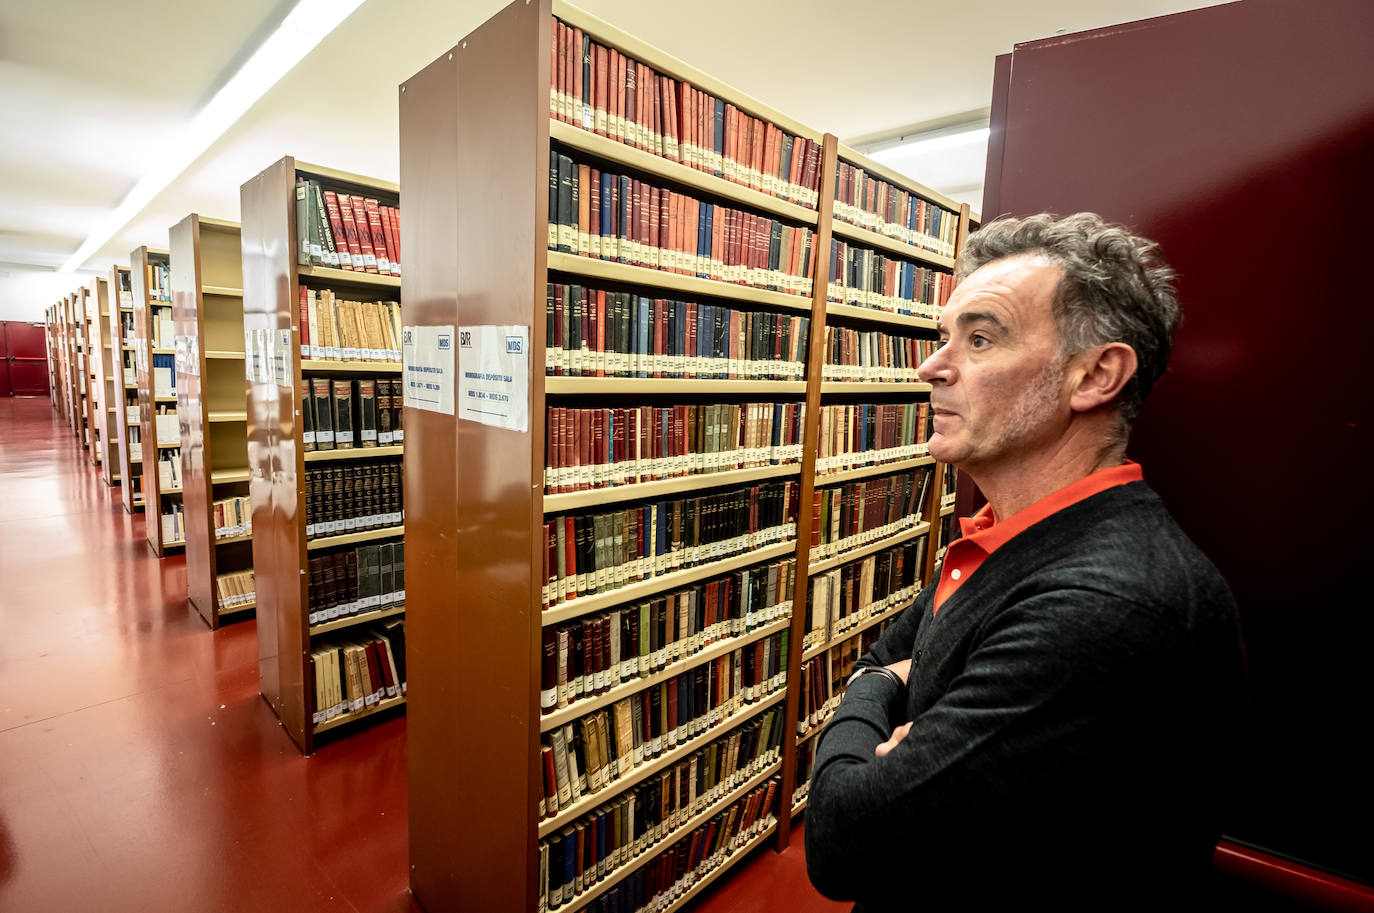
[867,127,990,163]
[59,0,367,274]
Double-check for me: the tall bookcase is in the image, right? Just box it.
[109,265,143,511]
[81,281,103,465]
[89,274,121,484]
[169,214,256,628]
[131,245,183,555]
[66,289,90,447]
[241,156,405,753]
[44,306,58,407]
[399,2,969,910]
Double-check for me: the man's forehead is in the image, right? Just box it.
[942,255,1061,327]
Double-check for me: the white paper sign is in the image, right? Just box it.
[457,325,529,432]
[402,325,456,415]
[274,329,291,388]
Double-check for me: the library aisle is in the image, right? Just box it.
[0,394,845,913]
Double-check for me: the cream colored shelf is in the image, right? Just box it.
[304,445,404,462]
[801,598,916,663]
[164,538,186,547]
[808,521,931,577]
[306,525,405,551]
[208,411,247,422]
[814,456,934,487]
[214,532,253,546]
[202,285,242,297]
[162,487,184,495]
[205,350,245,360]
[309,604,406,637]
[218,599,256,616]
[796,712,832,744]
[940,505,955,517]
[831,216,956,271]
[537,689,785,838]
[820,381,931,396]
[296,159,399,193]
[313,694,406,734]
[154,395,177,403]
[545,377,806,396]
[542,463,800,514]
[156,442,179,450]
[541,540,795,626]
[298,264,401,289]
[211,467,250,484]
[824,302,938,332]
[540,616,793,733]
[792,796,808,816]
[546,251,812,313]
[300,359,401,373]
[550,120,817,226]
[151,347,173,355]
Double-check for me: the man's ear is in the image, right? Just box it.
[1068,342,1137,413]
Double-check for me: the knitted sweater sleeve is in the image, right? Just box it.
[803,587,1182,902]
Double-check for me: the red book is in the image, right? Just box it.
[542,745,558,812]
[660,77,678,161]
[589,169,601,257]
[348,196,379,273]
[563,516,577,600]
[577,164,590,256]
[561,23,573,123]
[571,27,584,126]
[379,205,400,276]
[549,21,559,118]
[363,199,390,271]
[637,183,651,271]
[613,50,626,144]
[652,299,666,379]
[387,206,400,274]
[647,186,660,260]
[594,45,608,137]
[298,284,311,355]
[335,194,366,271]
[322,191,356,270]
[624,58,637,149]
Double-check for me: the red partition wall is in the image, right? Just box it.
[2,321,51,396]
[983,0,1374,889]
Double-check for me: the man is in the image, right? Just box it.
[804,213,1245,910]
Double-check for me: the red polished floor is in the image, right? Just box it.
[0,395,847,913]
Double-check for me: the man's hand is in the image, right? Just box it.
[875,722,913,758]
[884,658,912,684]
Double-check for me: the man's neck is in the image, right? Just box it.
[967,427,1127,522]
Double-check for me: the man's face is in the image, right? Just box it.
[917,255,1070,474]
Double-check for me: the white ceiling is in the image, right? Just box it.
[0,0,1230,321]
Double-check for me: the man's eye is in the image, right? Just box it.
[970,334,989,348]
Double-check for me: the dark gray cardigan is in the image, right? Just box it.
[804,481,1246,911]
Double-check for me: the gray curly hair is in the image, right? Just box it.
[956,213,1180,426]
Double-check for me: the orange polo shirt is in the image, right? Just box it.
[933,461,1144,614]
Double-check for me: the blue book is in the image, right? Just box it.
[696,203,709,278]
[713,99,725,177]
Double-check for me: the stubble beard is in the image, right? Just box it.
[988,354,1069,457]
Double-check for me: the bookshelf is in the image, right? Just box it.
[169,214,254,628]
[89,274,121,484]
[131,245,182,555]
[80,281,103,465]
[67,289,90,448]
[109,266,142,511]
[398,2,969,910]
[240,156,405,753]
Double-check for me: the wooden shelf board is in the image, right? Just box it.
[296,160,399,194]
[162,487,183,495]
[218,599,256,616]
[304,445,404,462]
[163,539,186,548]
[154,395,177,403]
[796,713,832,744]
[549,760,782,907]
[214,532,253,546]
[202,285,243,297]
[801,598,916,663]
[546,251,812,313]
[831,217,956,270]
[300,359,401,373]
[808,521,930,577]
[792,796,808,817]
[940,505,955,517]
[210,468,250,484]
[151,348,173,355]
[814,455,934,487]
[543,463,800,514]
[310,604,406,637]
[306,525,405,551]
[542,540,794,626]
[540,616,793,733]
[205,350,245,360]
[298,264,401,289]
[537,689,785,837]
[313,694,406,734]
[550,120,817,226]
[824,302,938,332]
[820,381,931,396]
[156,443,179,450]
[208,411,247,422]
[545,377,806,396]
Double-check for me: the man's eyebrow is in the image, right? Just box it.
[937,310,1009,336]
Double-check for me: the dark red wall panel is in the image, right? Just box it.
[985,0,1374,885]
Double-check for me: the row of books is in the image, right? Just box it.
[213,496,251,538]
[145,264,171,302]
[541,557,797,714]
[301,377,404,451]
[540,712,781,907]
[815,402,931,474]
[153,353,175,397]
[941,463,957,508]
[304,460,403,540]
[550,16,822,209]
[802,538,926,651]
[298,289,402,362]
[544,402,804,495]
[294,176,402,276]
[119,311,135,344]
[546,282,810,380]
[541,480,801,610]
[149,308,174,349]
[215,569,255,612]
[309,620,408,726]
[307,540,405,627]
[161,503,185,544]
[833,161,959,258]
[154,406,178,447]
[157,451,182,490]
[540,633,788,816]
[796,622,887,736]
[550,152,817,297]
[127,423,142,445]
[826,239,955,318]
[822,326,937,383]
[811,468,933,558]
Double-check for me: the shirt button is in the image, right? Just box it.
[951,568,962,580]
